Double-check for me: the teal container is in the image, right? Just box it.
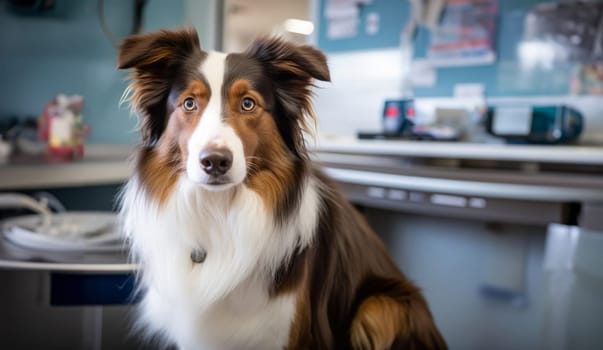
[486,105,584,144]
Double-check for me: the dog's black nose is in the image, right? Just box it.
[199,148,233,176]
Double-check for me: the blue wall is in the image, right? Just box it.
[318,0,409,51]
[0,0,185,144]
[317,0,572,97]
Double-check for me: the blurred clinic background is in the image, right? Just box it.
[1,0,603,349]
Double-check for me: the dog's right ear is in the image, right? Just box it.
[118,27,200,70]
[118,27,200,146]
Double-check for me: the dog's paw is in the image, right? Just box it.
[350,295,404,350]
[350,295,447,350]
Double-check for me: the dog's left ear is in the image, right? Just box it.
[247,37,330,158]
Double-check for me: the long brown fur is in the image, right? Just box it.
[272,172,447,349]
[118,27,447,350]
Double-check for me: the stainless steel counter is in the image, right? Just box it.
[1,140,601,227]
[312,138,603,228]
[316,137,603,165]
[0,145,135,272]
[2,140,602,189]
[0,238,134,272]
[0,145,133,190]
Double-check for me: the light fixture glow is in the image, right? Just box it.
[518,40,568,71]
[284,19,314,35]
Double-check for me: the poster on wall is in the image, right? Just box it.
[519,1,603,95]
[325,0,373,40]
[428,0,498,67]
[522,1,603,64]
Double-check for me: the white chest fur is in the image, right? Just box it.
[121,178,320,349]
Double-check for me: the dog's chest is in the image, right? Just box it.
[142,274,296,350]
[123,183,299,349]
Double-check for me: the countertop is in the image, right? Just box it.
[313,137,603,203]
[0,139,602,191]
[312,139,603,227]
[0,145,134,190]
[0,139,601,229]
[315,137,603,165]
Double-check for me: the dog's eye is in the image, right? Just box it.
[182,98,197,112]
[241,97,256,112]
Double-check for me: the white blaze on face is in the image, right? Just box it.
[186,51,247,190]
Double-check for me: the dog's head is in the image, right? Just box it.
[118,28,329,195]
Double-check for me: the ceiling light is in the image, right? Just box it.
[284,19,314,35]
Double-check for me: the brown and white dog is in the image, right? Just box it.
[118,27,446,350]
